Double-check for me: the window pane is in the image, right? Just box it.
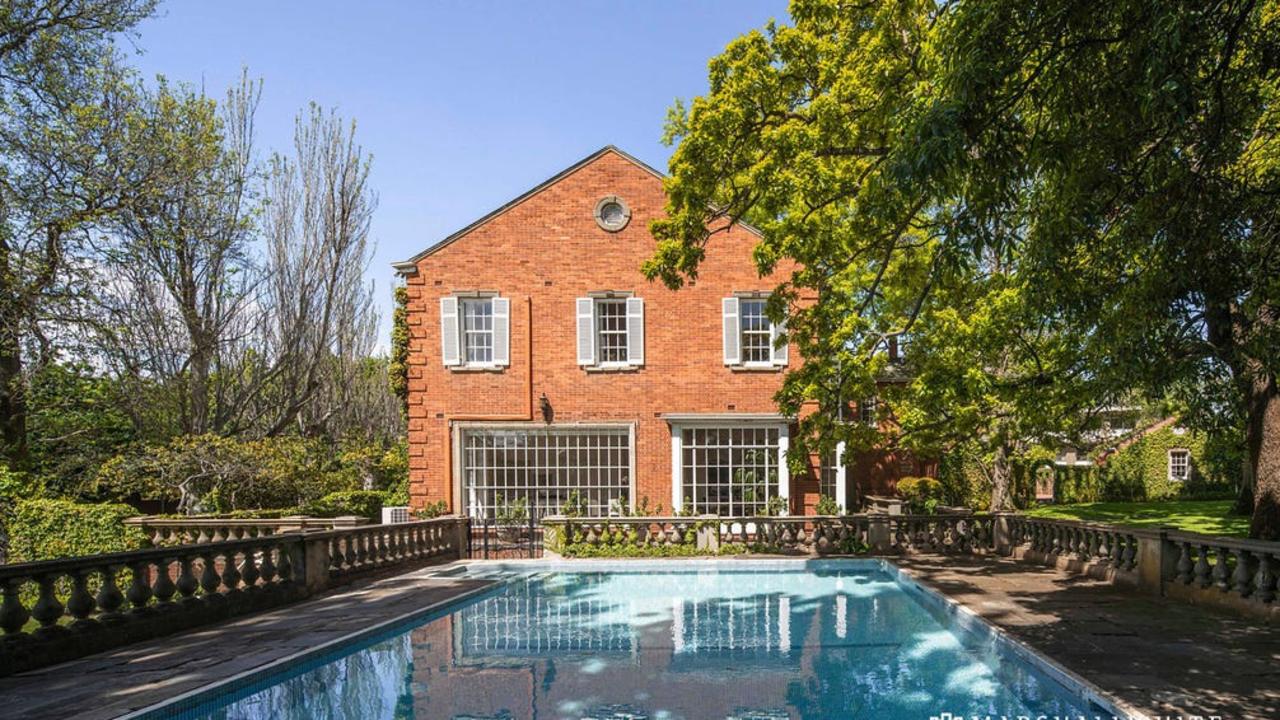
[461,298,494,364]
[739,299,772,364]
[461,427,631,519]
[681,426,781,515]
[595,298,629,364]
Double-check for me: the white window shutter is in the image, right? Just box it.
[440,296,460,366]
[492,297,510,367]
[771,313,789,366]
[722,297,740,365]
[626,297,644,366]
[576,298,595,366]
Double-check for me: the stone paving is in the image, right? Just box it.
[4,556,1278,719]
[0,568,492,720]
[897,555,1280,720]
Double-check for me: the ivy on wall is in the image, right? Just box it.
[8,499,147,563]
[388,285,410,419]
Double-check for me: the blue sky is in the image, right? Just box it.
[128,1,787,349]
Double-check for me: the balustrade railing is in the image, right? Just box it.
[544,513,998,556]
[125,515,370,546]
[1006,516,1142,573]
[1165,530,1279,605]
[0,516,467,677]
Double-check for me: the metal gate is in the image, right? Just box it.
[467,515,543,559]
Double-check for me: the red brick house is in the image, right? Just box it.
[395,146,920,518]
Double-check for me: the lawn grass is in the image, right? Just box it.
[1024,499,1249,537]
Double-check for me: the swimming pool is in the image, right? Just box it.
[132,559,1118,720]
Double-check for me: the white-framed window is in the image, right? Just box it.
[739,299,773,364]
[859,397,878,425]
[595,298,629,364]
[577,296,644,368]
[1168,449,1190,482]
[722,296,787,367]
[441,294,509,369]
[461,298,494,364]
[674,425,789,516]
[457,425,633,520]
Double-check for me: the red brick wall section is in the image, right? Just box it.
[402,148,911,513]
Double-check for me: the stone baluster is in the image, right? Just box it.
[30,574,64,635]
[96,566,125,622]
[199,553,222,597]
[259,545,278,586]
[176,557,199,603]
[65,569,97,630]
[1174,541,1194,584]
[1122,535,1137,571]
[1212,545,1231,591]
[277,542,295,582]
[1232,548,1254,597]
[1111,534,1126,569]
[1254,553,1276,603]
[1193,544,1212,587]
[221,548,243,589]
[1087,529,1101,560]
[0,578,29,635]
[127,560,153,613]
[241,548,260,590]
[153,559,177,605]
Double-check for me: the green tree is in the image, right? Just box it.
[646,0,1280,537]
[0,0,158,466]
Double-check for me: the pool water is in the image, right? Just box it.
[157,560,1105,720]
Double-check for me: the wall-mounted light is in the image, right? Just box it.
[539,393,553,423]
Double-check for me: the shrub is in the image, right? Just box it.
[561,491,588,517]
[414,500,449,519]
[9,499,147,562]
[301,490,386,520]
[814,494,841,516]
[897,476,944,514]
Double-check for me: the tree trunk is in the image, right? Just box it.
[1247,374,1280,539]
[990,442,1014,512]
[0,241,27,468]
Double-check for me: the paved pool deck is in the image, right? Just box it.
[0,568,493,720]
[2,556,1277,719]
[896,555,1280,720]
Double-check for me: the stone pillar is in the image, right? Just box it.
[301,536,332,595]
[993,514,1013,556]
[453,517,470,559]
[868,515,890,553]
[696,517,720,554]
[1134,528,1172,596]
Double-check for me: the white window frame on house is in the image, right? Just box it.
[460,297,495,365]
[1168,448,1191,482]
[577,294,644,369]
[859,397,878,425]
[441,292,509,370]
[669,420,790,516]
[453,422,636,520]
[722,295,788,369]
[819,442,848,512]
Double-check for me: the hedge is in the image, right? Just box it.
[300,490,386,520]
[8,499,147,562]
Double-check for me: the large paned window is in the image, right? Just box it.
[680,427,782,515]
[459,427,631,519]
[819,451,840,499]
[1168,449,1190,481]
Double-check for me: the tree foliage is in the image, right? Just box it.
[648,0,1280,536]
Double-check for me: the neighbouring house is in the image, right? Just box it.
[394,146,926,519]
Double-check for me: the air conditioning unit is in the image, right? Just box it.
[381,506,411,524]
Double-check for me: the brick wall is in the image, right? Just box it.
[401,147,919,514]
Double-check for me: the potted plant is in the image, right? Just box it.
[495,497,530,542]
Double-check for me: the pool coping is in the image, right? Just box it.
[121,556,1136,719]
[117,571,499,720]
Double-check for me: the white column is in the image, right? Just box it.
[671,427,683,513]
[835,441,848,512]
[777,424,790,513]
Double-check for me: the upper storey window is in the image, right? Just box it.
[441,294,509,369]
[722,296,787,368]
[577,295,644,369]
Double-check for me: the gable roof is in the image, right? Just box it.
[392,144,761,275]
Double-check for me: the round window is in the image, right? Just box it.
[594,195,631,232]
